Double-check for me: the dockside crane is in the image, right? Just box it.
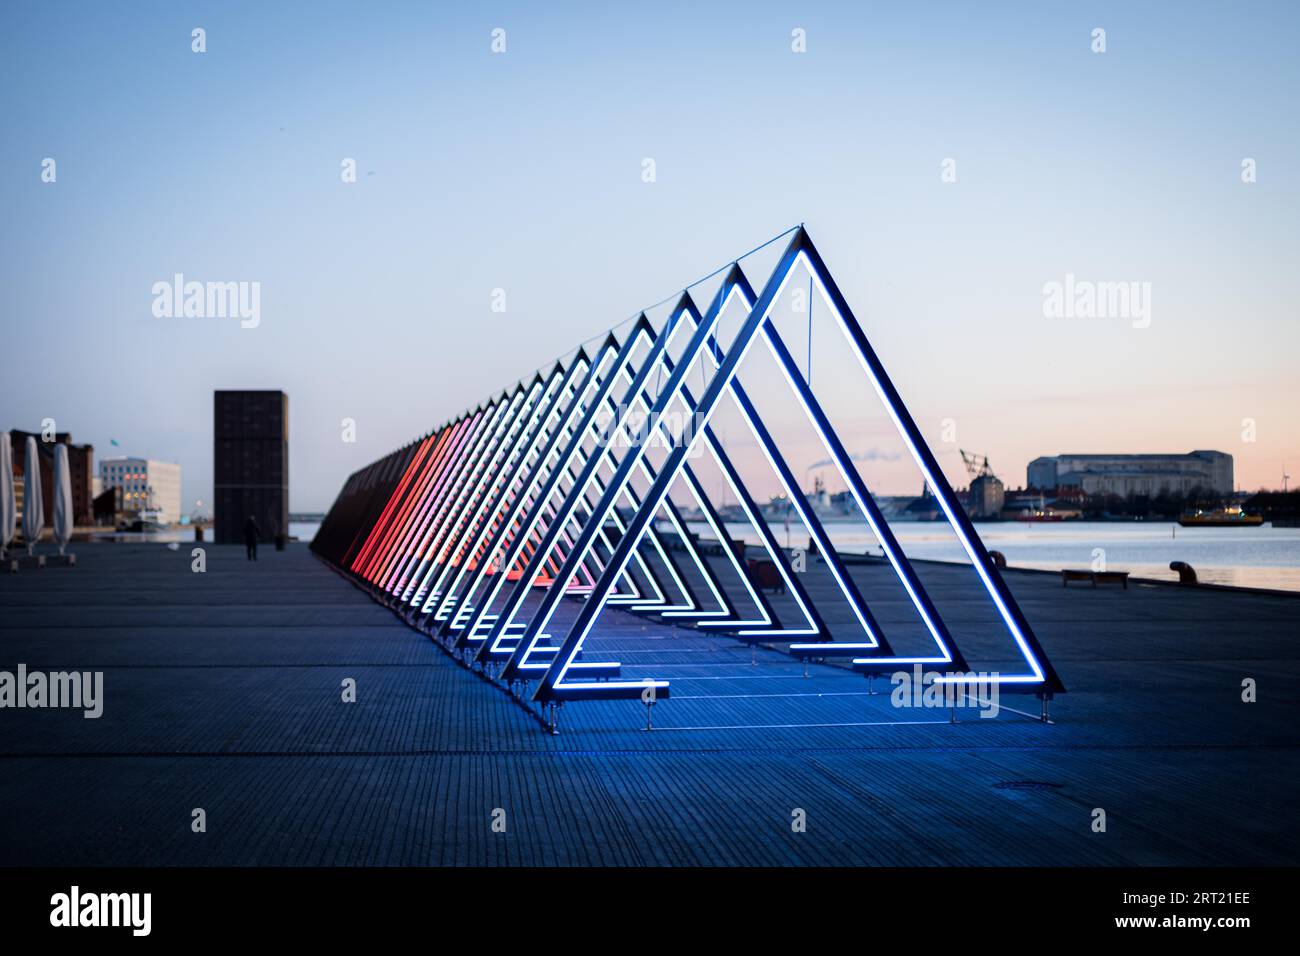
[959,449,997,481]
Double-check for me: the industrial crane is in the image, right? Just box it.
[959,449,996,480]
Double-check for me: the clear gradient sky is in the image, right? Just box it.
[3,1,1297,511]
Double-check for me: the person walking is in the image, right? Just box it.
[243,514,261,561]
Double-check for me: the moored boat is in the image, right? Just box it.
[1177,508,1264,527]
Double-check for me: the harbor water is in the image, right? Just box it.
[168,520,1300,594]
[715,519,1300,593]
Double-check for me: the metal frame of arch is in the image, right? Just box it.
[312,226,1065,732]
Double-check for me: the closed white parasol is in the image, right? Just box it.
[22,436,44,555]
[0,433,14,558]
[53,443,73,555]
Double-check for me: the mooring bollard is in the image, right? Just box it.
[1170,561,1198,585]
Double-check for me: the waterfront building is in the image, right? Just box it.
[967,473,1005,519]
[99,456,182,524]
[7,429,95,527]
[1027,451,1233,497]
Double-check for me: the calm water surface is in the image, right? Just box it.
[715,520,1300,593]
[229,520,1300,594]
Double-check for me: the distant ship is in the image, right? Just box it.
[118,510,168,533]
[1177,508,1264,528]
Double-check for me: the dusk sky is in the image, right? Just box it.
[3,1,1297,511]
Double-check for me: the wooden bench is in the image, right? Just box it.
[789,642,868,660]
[539,679,670,702]
[513,659,622,680]
[1061,569,1128,589]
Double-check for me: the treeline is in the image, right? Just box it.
[1074,488,1227,519]
[1242,490,1300,521]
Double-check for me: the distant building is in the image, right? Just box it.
[762,494,792,520]
[92,487,118,526]
[1027,451,1233,497]
[99,457,183,523]
[967,473,1005,519]
[7,430,95,527]
[214,390,289,544]
[903,485,942,521]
